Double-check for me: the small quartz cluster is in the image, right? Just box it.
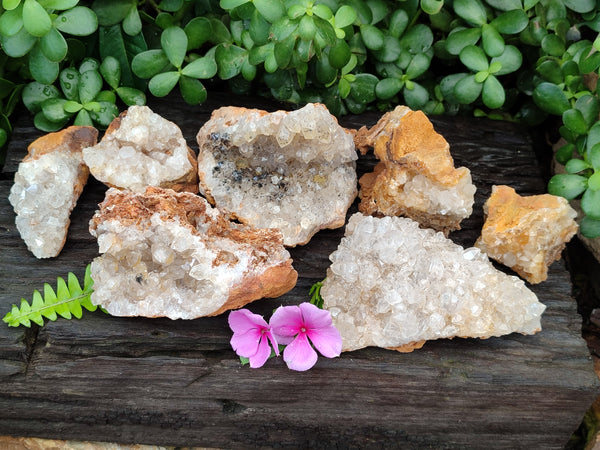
[356,106,476,234]
[475,185,578,284]
[89,187,298,319]
[196,103,357,246]
[9,126,98,258]
[83,105,198,193]
[321,213,545,352]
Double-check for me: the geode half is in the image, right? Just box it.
[83,105,198,193]
[321,213,546,352]
[9,126,98,258]
[89,187,298,319]
[196,103,357,246]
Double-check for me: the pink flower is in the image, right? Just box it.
[228,309,279,368]
[269,302,342,371]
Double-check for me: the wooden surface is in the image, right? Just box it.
[0,94,598,449]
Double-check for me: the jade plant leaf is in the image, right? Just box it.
[161,26,188,68]
[148,71,180,97]
[453,0,487,27]
[490,9,529,34]
[482,75,505,109]
[0,26,37,57]
[54,6,98,36]
[181,54,218,79]
[580,216,600,238]
[23,0,51,37]
[548,173,588,199]
[40,27,68,62]
[533,82,570,115]
[582,186,600,218]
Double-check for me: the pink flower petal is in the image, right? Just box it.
[299,302,333,329]
[307,325,342,359]
[270,305,303,339]
[230,328,262,358]
[248,335,272,368]
[228,309,268,334]
[283,333,318,371]
[266,331,280,356]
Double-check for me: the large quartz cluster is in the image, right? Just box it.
[321,213,545,352]
[9,126,98,258]
[356,106,476,234]
[196,103,357,246]
[89,187,298,319]
[475,185,578,284]
[83,105,198,193]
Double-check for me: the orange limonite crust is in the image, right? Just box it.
[475,185,578,284]
[355,106,474,234]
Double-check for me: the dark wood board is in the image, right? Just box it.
[0,94,598,449]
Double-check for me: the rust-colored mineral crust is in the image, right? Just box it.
[475,185,578,284]
[356,106,475,234]
[9,126,98,258]
[89,187,297,319]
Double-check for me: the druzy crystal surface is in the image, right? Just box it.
[9,126,97,258]
[321,213,545,352]
[356,106,475,234]
[89,187,297,319]
[475,185,578,284]
[83,105,198,193]
[196,103,357,246]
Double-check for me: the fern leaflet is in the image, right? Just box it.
[2,265,96,328]
[309,281,324,309]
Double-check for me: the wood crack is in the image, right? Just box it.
[22,325,40,375]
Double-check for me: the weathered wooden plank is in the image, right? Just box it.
[0,95,598,449]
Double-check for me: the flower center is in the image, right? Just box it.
[300,326,306,333]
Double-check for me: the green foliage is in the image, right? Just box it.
[2,265,97,328]
[1,0,600,237]
[309,281,324,309]
[22,56,144,131]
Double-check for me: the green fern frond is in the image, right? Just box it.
[2,265,96,328]
[309,281,324,309]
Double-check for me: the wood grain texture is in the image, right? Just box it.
[0,95,598,449]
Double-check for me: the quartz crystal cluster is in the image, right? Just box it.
[9,126,98,258]
[196,103,357,246]
[321,213,545,352]
[89,187,298,319]
[475,185,578,284]
[83,105,198,193]
[355,106,476,234]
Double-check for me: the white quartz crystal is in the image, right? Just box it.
[89,187,296,319]
[196,103,357,246]
[356,106,476,234]
[9,148,87,258]
[321,213,546,352]
[83,105,196,192]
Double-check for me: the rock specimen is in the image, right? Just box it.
[321,213,545,352]
[89,187,297,319]
[475,185,578,284]
[196,103,357,246]
[83,105,198,193]
[355,105,475,234]
[9,126,98,258]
